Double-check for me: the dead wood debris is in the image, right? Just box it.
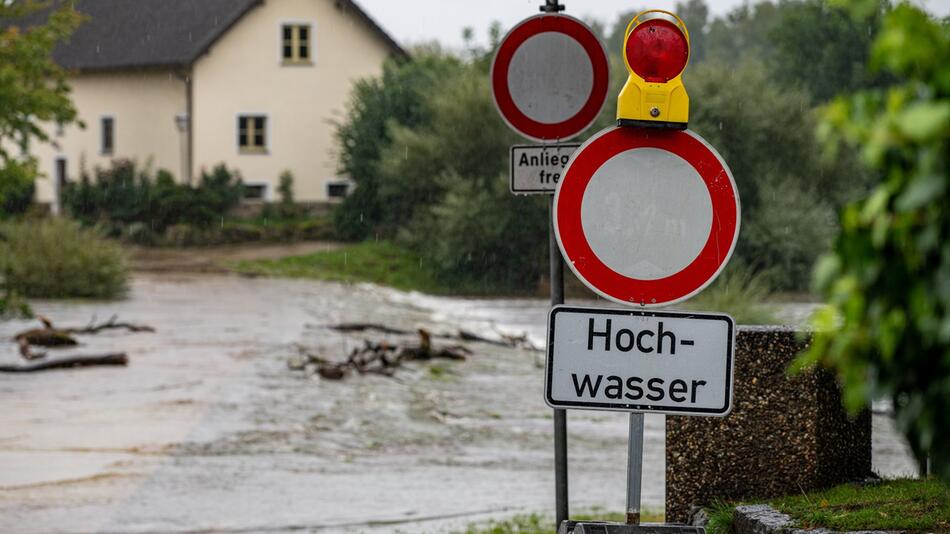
[292,329,472,380]
[5,314,153,369]
[328,322,537,351]
[0,353,128,373]
[13,314,154,360]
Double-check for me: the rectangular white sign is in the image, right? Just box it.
[509,143,580,194]
[545,306,735,416]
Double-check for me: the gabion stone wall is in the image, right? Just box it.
[665,326,871,523]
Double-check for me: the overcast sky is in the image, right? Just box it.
[356,0,950,49]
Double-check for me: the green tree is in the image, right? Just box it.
[704,1,781,64]
[0,1,83,160]
[770,0,886,102]
[677,0,710,63]
[0,1,83,175]
[1,1,83,315]
[378,67,517,230]
[686,61,868,288]
[389,67,546,291]
[798,3,950,478]
[0,159,35,217]
[276,170,298,218]
[333,50,461,240]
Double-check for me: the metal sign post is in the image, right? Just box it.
[549,196,569,526]
[539,2,569,526]
[626,413,644,524]
[493,0,612,527]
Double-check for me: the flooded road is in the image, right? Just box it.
[0,274,917,533]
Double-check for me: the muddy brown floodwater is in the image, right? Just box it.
[0,274,918,534]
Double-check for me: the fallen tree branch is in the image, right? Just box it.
[293,329,470,380]
[0,353,128,373]
[328,323,413,336]
[63,314,155,335]
[328,322,537,350]
[13,315,154,361]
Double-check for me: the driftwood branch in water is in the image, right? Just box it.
[328,322,537,350]
[294,329,472,380]
[0,353,128,373]
[328,323,413,336]
[62,315,156,335]
[13,315,154,361]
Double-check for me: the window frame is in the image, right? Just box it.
[278,20,315,65]
[242,182,269,202]
[326,180,352,199]
[100,115,115,155]
[236,113,269,155]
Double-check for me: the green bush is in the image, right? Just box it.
[275,170,301,219]
[687,61,868,290]
[0,218,128,299]
[148,218,335,247]
[797,2,950,479]
[63,160,243,234]
[0,160,37,218]
[218,223,265,244]
[404,173,548,292]
[334,51,463,240]
[294,218,335,241]
[682,262,778,325]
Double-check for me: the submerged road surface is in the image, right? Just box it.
[0,274,917,533]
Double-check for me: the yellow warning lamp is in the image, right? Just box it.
[617,10,690,129]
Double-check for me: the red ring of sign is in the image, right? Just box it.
[491,15,609,141]
[554,127,740,306]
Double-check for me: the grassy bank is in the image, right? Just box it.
[454,509,662,534]
[707,478,950,534]
[232,240,450,294]
[232,240,783,323]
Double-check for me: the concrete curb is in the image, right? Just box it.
[733,504,902,534]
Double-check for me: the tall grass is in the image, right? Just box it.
[681,264,778,325]
[0,218,128,299]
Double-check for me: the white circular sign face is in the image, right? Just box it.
[491,14,610,142]
[507,32,594,125]
[580,148,713,280]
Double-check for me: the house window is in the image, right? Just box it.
[238,115,267,153]
[101,117,114,154]
[281,24,311,63]
[327,181,350,198]
[243,184,267,201]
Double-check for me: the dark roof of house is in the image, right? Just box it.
[11,0,405,72]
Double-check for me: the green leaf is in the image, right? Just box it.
[895,102,950,142]
[895,174,945,211]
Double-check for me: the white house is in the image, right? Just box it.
[26,0,405,207]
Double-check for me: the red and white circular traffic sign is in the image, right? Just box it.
[491,14,610,142]
[554,126,740,307]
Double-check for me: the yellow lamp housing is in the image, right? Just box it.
[617,10,690,129]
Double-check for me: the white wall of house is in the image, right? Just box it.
[192,0,392,202]
[31,71,187,206]
[31,0,394,205]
